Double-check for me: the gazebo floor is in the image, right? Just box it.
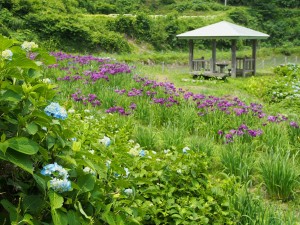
[191,71,230,80]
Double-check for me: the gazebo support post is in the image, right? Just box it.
[212,40,217,73]
[231,40,237,78]
[252,39,257,75]
[188,40,194,72]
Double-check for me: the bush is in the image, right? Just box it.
[92,31,131,53]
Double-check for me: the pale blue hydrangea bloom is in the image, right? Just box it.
[124,188,133,195]
[44,102,67,120]
[41,162,68,179]
[50,178,71,193]
[182,147,190,154]
[99,136,111,147]
[139,150,146,157]
[41,162,71,193]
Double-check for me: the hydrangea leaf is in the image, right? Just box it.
[77,174,95,194]
[0,150,33,174]
[26,122,38,135]
[7,137,39,155]
[0,35,14,51]
[49,190,64,210]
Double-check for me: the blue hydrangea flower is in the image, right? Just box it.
[41,162,71,193]
[50,178,71,193]
[41,162,69,179]
[44,102,68,120]
[99,136,111,147]
[139,150,146,157]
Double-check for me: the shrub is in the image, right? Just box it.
[92,31,131,53]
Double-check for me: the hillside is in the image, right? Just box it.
[0,0,299,55]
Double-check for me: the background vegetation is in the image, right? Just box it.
[0,0,299,54]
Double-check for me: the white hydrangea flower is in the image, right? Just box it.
[182,146,190,154]
[83,166,95,175]
[124,188,133,195]
[105,160,111,168]
[42,78,51,83]
[88,149,95,154]
[35,61,43,66]
[1,49,13,60]
[124,167,130,177]
[21,41,38,51]
[68,109,75,113]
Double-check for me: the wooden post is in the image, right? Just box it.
[189,40,194,71]
[252,39,257,75]
[212,39,217,73]
[231,40,237,78]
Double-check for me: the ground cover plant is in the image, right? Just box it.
[1,35,300,224]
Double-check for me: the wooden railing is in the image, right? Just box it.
[192,58,211,72]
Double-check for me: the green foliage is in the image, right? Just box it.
[245,64,300,112]
[0,36,243,224]
[93,31,132,53]
[260,152,300,201]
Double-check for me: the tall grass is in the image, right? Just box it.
[134,126,158,150]
[221,143,255,182]
[231,188,294,225]
[260,152,300,201]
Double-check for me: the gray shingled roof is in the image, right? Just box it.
[177,21,269,40]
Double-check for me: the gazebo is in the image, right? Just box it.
[176,21,269,78]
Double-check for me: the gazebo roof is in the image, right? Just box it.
[176,21,269,40]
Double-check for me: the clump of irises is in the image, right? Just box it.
[219,124,263,144]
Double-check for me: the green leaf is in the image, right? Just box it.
[26,122,38,135]
[102,211,117,225]
[1,199,18,222]
[0,150,33,174]
[72,141,81,152]
[20,214,34,225]
[0,141,9,154]
[67,210,82,225]
[75,201,91,220]
[77,174,95,194]
[1,133,6,142]
[7,52,40,70]
[0,90,22,102]
[0,35,14,50]
[33,174,47,194]
[22,195,45,215]
[34,49,56,65]
[52,209,68,225]
[7,137,39,155]
[47,135,56,150]
[49,190,64,210]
